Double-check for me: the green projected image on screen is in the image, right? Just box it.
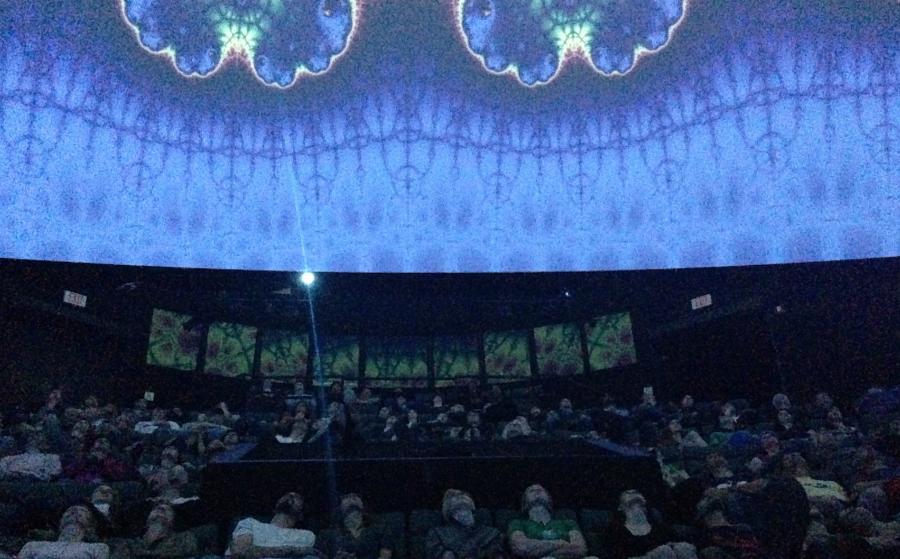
[205,322,257,377]
[146,309,200,371]
[585,312,637,370]
[485,330,531,383]
[434,336,481,387]
[534,322,584,376]
[313,337,359,386]
[365,337,428,388]
[259,330,308,378]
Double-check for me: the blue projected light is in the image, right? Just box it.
[0,0,897,272]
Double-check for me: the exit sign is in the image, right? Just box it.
[63,290,87,308]
[691,294,712,310]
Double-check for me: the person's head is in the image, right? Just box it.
[466,411,480,427]
[718,409,737,430]
[889,419,900,436]
[273,492,304,527]
[442,489,476,527]
[84,395,99,409]
[777,409,793,426]
[667,419,682,435]
[358,387,372,401]
[502,417,532,439]
[521,484,553,514]
[90,485,116,518]
[151,408,167,422]
[858,486,889,520]
[169,465,189,487]
[59,505,96,541]
[395,394,407,408]
[681,395,694,408]
[761,432,780,455]
[559,398,573,414]
[89,438,111,461]
[826,407,843,426]
[618,490,648,515]
[529,406,542,420]
[339,493,365,530]
[384,415,398,429]
[377,406,391,420]
[147,503,175,531]
[696,494,730,527]
[705,452,730,475]
[432,394,443,408]
[160,446,179,468]
[781,453,809,478]
[814,392,833,409]
[91,485,115,505]
[772,393,791,411]
[839,507,877,537]
[407,409,418,423]
[71,420,90,440]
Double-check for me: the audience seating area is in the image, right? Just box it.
[2,380,900,558]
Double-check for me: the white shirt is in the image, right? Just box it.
[18,541,110,559]
[226,518,315,557]
[133,421,181,435]
[0,453,61,481]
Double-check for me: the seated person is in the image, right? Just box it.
[695,492,763,559]
[500,417,533,440]
[545,400,593,433]
[781,453,849,503]
[110,504,197,559]
[461,412,483,442]
[134,409,180,435]
[64,438,137,483]
[227,492,318,559]
[838,506,900,556]
[19,505,110,559]
[507,484,594,559]
[316,493,395,559]
[425,489,505,559]
[606,490,696,559]
[276,419,310,444]
[774,410,807,440]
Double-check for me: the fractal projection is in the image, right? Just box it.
[0,0,897,272]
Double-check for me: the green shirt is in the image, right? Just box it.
[507,518,579,542]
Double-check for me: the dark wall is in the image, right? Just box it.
[0,258,897,412]
[0,301,252,411]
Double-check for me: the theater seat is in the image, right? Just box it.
[493,508,518,533]
[408,508,492,559]
[579,508,613,559]
[409,509,442,559]
[370,511,405,559]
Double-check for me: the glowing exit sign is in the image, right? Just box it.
[691,294,712,310]
[63,290,87,308]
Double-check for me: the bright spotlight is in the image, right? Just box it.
[300,271,316,287]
